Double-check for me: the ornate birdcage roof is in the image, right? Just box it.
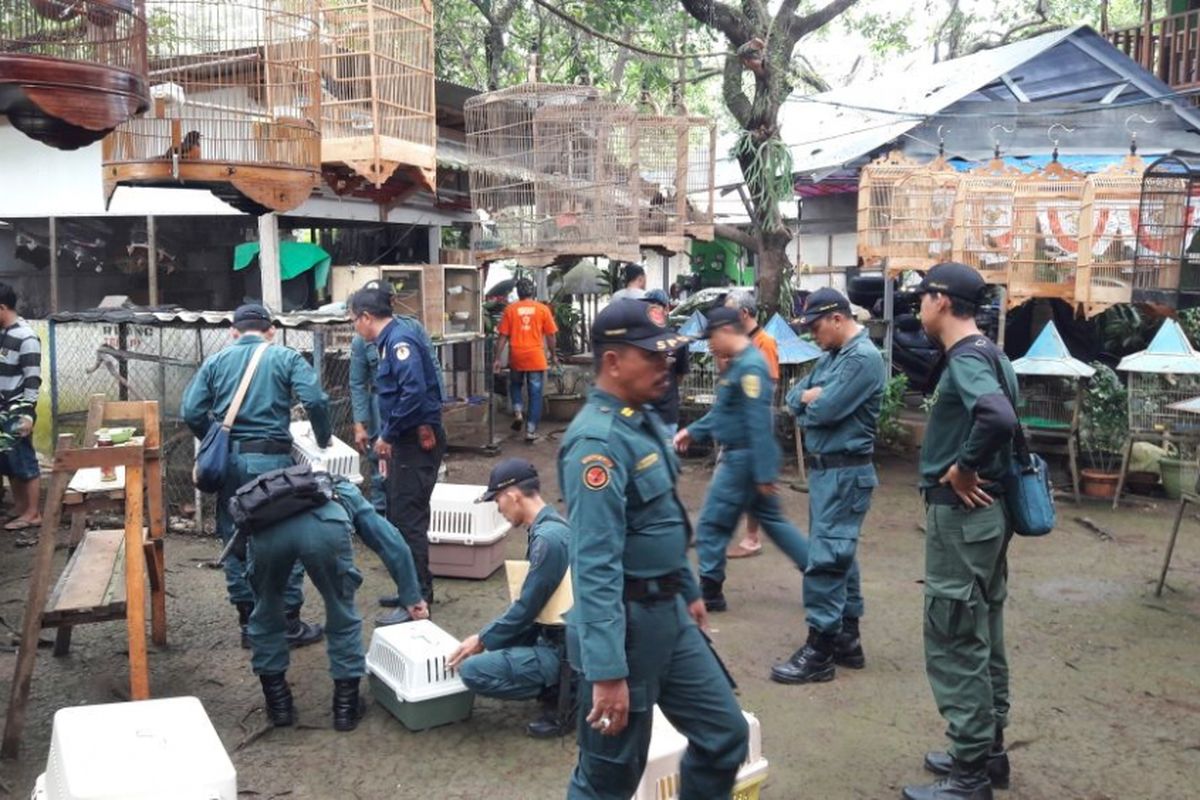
[1011,322,1095,378]
[1118,318,1200,374]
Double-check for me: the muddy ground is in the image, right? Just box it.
[0,423,1197,799]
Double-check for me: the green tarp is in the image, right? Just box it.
[233,241,332,291]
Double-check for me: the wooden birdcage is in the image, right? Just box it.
[636,107,715,254]
[856,150,919,265]
[886,157,960,275]
[1132,154,1200,307]
[952,159,1022,286]
[1,0,149,150]
[314,0,436,201]
[1008,160,1087,308]
[465,83,600,266]
[102,0,322,215]
[1075,155,1144,317]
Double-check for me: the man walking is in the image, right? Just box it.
[494,278,558,442]
[773,288,884,685]
[559,299,747,799]
[609,264,647,301]
[674,307,809,615]
[181,303,326,649]
[0,283,42,532]
[904,263,1017,800]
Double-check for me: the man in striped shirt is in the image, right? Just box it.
[0,283,41,531]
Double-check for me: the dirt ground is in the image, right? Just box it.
[0,423,1198,800]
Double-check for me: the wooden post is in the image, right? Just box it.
[146,215,158,305]
[123,461,149,700]
[49,217,59,313]
[258,213,283,312]
[428,225,442,265]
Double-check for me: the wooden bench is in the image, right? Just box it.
[43,529,128,628]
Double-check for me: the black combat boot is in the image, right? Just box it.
[237,602,254,650]
[924,731,1010,790]
[770,628,836,684]
[284,609,324,648]
[527,676,575,739]
[700,577,727,613]
[259,672,295,727]
[902,756,994,800]
[833,616,866,669]
[332,678,365,732]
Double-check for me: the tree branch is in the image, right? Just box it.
[785,0,862,44]
[714,223,761,254]
[722,54,753,127]
[679,0,752,46]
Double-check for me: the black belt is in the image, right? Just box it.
[237,439,292,455]
[623,574,684,603]
[805,452,873,470]
[923,483,1005,506]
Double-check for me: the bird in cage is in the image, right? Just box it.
[163,130,202,161]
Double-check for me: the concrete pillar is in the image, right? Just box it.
[257,213,283,312]
[146,215,158,306]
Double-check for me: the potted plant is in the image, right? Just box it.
[1078,362,1128,498]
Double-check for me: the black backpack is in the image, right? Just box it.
[228,464,334,534]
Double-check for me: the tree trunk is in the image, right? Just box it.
[484,23,505,91]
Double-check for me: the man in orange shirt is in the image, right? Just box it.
[727,290,779,558]
[494,279,558,442]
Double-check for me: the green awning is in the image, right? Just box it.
[234,241,332,290]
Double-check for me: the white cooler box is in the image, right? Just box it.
[32,696,235,800]
[427,483,511,579]
[367,619,474,731]
[633,706,768,800]
[289,421,362,483]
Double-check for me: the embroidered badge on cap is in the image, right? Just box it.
[583,463,610,490]
[394,342,411,361]
[741,373,761,399]
[620,407,635,417]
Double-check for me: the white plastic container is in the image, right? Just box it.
[366,619,474,731]
[39,696,235,800]
[289,421,362,484]
[633,706,768,800]
[427,483,511,579]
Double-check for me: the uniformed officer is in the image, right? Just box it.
[773,288,884,685]
[674,307,809,614]
[181,303,325,649]
[904,263,1017,800]
[559,299,748,800]
[448,458,574,738]
[350,287,446,605]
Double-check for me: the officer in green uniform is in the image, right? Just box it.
[674,307,809,614]
[559,299,748,800]
[448,459,574,738]
[773,288,884,685]
[904,263,1017,800]
[181,304,325,649]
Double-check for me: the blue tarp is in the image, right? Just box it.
[1012,321,1095,378]
[680,311,709,354]
[948,153,1167,175]
[764,313,821,364]
[1118,318,1200,375]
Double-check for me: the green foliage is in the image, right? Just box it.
[1177,307,1200,349]
[878,373,910,451]
[1079,362,1129,473]
[1099,304,1156,355]
[731,131,793,234]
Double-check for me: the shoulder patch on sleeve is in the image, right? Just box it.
[583,462,611,491]
[741,373,761,399]
[581,453,615,468]
[393,342,411,361]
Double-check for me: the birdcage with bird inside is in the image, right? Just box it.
[1074,154,1144,318]
[1007,158,1087,308]
[636,98,715,255]
[313,0,436,203]
[856,150,920,267]
[101,0,322,214]
[465,82,600,266]
[1132,153,1200,309]
[1,0,149,150]
[952,158,1021,286]
[886,156,960,274]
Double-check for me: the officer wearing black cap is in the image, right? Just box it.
[558,298,747,798]
[447,458,573,738]
[674,306,810,615]
[350,286,445,606]
[774,287,884,686]
[181,303,327,650]
[904,262,1016,800]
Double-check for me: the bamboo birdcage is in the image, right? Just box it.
[952,159,1022,286]
[315,0,436,200]
[636,108,716,254]
[465,83,600,266]
[1118,319,1200,453]
[1008,160,1087,308]
[102,0,322,215]
[1132,154,1200,307]
[1,0,149,150]
[856,150,919,265]
[1075,155,1144,317]
[886,156,960,275]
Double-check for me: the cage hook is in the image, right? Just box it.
[936,125,949,157]
[989,124,1015,159]
[1047,123,1074,162]
[1124,114,1156,155]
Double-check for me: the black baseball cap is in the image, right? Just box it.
[701,306,741,338]
[915,262,988,304]
[233,303,272,330]
[592,298,689,352]
[799,287,851,327]
[477,458,539,502]
[361,279,394,296]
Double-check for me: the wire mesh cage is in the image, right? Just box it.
[533,99,641,264]
[102,0,321,215]
[856,150,919,266]
[1015,375,1080,431]
[952,160,1021,286]
[1008,161,1087,308]
[1,0,149,149]
[886,158,960,274]
[636,109,716,254]
[465,82,601,266]
[1133,154,1200,307]
[1075,155,1143,317]
[678,353,716,415]
[1126,372,1200,438]
[315,0,436,198]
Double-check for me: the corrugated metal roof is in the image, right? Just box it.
[1117,319,1200,374]
[1012,322,1096,377]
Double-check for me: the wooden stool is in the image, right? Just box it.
[1158,489,1198,597]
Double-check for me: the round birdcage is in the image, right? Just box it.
[856,150,919,266]
[102,0,322,215]
[886,157,960,274]
[1132,153,1200,308]
[952,159,1022,286]
[1008,160,1087,308]
[1075,155,1144,318]
[1,0,149,150]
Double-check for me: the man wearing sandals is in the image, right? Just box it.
[0,283,41,533]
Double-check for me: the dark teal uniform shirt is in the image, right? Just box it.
[786,328,885,455]
[687,344,779,484]
[558,388,701,682]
